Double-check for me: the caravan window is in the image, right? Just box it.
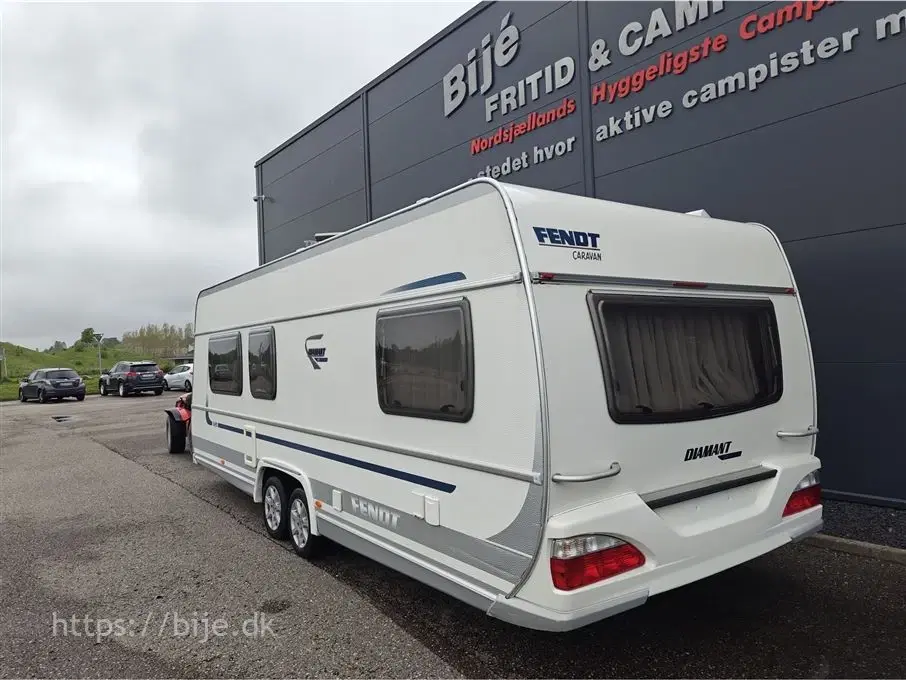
[375,299,474,422]
[588,294,783,424]
[208,332,243,396]
[248,327,276,400]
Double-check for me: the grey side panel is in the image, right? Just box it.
[316,514,498,613]
[194,454,255,497]
[193,436,247,469]
[487,409,544,557]
[309,480,530,584]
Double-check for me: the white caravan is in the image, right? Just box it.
[187,178,822,631]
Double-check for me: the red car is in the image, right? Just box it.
[164,392,192,454]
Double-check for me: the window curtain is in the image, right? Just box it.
[603,306,762,414]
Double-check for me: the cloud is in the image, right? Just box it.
[1,1,478,351]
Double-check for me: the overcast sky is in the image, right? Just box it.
[1,0,478,351]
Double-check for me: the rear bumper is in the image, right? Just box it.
[489,512,823,632]
[44,386,86,398]
[127,381,164,391]
[489,454,824,632]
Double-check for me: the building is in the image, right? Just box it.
[252,1,905,507]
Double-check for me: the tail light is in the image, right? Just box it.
[156,370,164,377]
[125,371,137,378]
[550,534,645,591]
[782,471,822,517]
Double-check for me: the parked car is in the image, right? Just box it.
[99,360,165,397]
[19,368,86,402]
[162,363,193,392]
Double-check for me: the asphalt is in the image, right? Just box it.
[821,498,906,550]
[1,394,905,679]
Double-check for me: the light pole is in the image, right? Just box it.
[94,333,103,376]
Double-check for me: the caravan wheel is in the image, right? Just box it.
[288,487,322,558]
[262,476,289,540]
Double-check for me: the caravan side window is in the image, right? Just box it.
[209,332,243,396]
[375,299,474,423]
[248,327,277,400]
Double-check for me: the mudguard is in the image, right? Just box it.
[164,407,190,423]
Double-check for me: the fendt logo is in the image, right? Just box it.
[684,440,742,462]
[532,227,602,262]
[349,495,400,531]
[304,334,328,370]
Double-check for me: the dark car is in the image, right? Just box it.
[19,368,86,403]
[99,360,165,397]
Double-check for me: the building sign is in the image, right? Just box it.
[447,0,905,182]
[442,12,577,123]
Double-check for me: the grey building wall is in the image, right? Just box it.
[255,1,906,506]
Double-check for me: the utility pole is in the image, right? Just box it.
[94,333,103,376]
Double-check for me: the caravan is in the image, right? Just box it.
[178,178,822,631]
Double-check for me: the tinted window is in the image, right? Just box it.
[209,333,243,395]
[588,294,783,424]
[131,363,159,373]
[46,369,79,379]
[248,328,276,400]
[375,300,473,422]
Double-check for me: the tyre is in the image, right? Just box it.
[18,389,26,402]
[184,380,192,392]
[154,389,163,396]
[118,382,127,397]
[99,381,107,396]
[166,417,186,454]
[288,487,322,558]
[162,381,170,391]
[76,394,85,402]
[263,476,289,540]
[38,390,47,404]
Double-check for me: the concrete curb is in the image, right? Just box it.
[804,533,906,565]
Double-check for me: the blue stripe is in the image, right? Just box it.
[207,419,455,493]
[256,433,456,493]
[218,423,245,435]
[383,271,466,295]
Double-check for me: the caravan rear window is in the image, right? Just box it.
[375,299,474,422]
[587,294,783,424]
[209,332,243,396]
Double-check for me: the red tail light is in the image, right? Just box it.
[156,370,164,377]
[783,471,822,517]
[125,371,137,377]
[550,535,645,591]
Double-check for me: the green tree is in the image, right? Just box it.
[79,328,97,345]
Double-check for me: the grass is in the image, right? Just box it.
[0,342,180,401]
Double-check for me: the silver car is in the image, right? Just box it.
[163,363,193,392]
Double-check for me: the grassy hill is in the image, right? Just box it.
[0,342,180,401]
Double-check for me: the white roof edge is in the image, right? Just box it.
[685,209,711,217]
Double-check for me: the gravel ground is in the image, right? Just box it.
[821,499,906,549]
[1,394,905,679]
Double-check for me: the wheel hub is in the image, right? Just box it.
[264,486,282,531]
[290,498,310,547]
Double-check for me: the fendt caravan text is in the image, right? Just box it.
[185,179,823,631]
